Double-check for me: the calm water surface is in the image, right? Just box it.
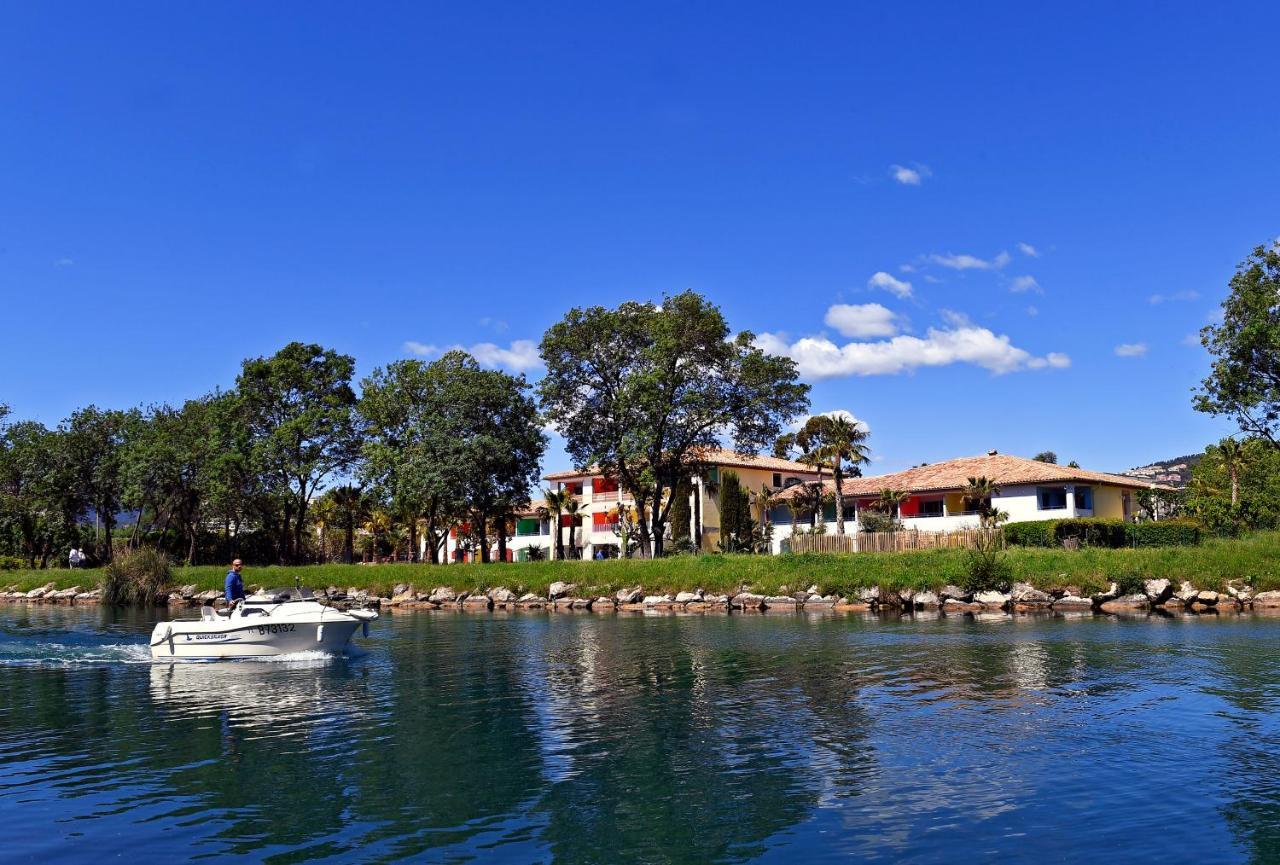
[2,605,1279,864]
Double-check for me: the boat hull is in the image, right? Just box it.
[150,608,369,660]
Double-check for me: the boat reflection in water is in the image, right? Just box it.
[147,652,383,739]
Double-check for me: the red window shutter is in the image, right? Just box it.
[593,512,609,527]
[899,497,919,517]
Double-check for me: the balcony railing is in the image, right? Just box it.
[592,490,619,503]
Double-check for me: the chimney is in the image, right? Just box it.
[987,449,998,456]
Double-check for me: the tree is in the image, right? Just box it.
[63,406,137,563]
[420,352,545,564]
[717,470,755,552]
[539,291,809,558]
[1195,243,1280,448]
[359,358,471,565]
[1033,451,1058,464]
[563,495,581,559]
[1216,438,1251,507]
[776,413,870,535]
[668,479,692,548]
[326,485,367,564]
[961,476,1005,529]
[542,488,568,560]
[236,343,362,563]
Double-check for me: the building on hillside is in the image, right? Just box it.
[770,450,1167,551]
[540,449,822,560]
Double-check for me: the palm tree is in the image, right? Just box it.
[961,476,1003,529]
[1217,438,1250,508]
[310,495,337,562]
[752,484,779,527]
[563,495,581,559]
[328,484,366,564]
[877,488,908,519]
[362,508,394,562]
[542,488,567,560]
[791,414,872,536]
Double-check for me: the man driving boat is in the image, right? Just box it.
[224,559,246,608]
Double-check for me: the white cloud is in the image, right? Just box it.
[1010,275,1042,294]
[1114,342,1148,357]
[54,257,74,267]
[1017,242,1039,257]
[929,251,1010,271]
[867,271,913,299]
[755,321,1069,379]
[402,338,543,371]
[1148,290,1200,305]
[823,303,901,338]
[890,163,930,185]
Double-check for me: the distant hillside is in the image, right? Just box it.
[1116,453,1203,489]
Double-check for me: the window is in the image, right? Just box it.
[1038,486,1068,510]
[1075,486,1093,510]
[783,477,803,489]
[707,467,720,484]
[918,498,944,517]
[772,472,782,488]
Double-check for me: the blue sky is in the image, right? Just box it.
[3,2,1277,475]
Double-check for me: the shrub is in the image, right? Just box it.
[100,547,172,605]
[1129,519,1201,547]
[1053,518,1129,548]
[962,532,1012,593]
[1002,520,1058,547]
[0,556,25,571]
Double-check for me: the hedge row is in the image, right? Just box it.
[1003,518,1201,548]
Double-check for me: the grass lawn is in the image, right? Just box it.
[5,532,1278,599]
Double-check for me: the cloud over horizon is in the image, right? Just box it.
[756,318,1070,380]
[929,251,1011,271]
[867,270,913,298]
[404,338,542,371]
[823,303,901,338]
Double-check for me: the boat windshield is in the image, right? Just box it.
[245,587,316,604]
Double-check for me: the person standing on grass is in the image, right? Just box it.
[224,559,246,608]
[69,548,81,569]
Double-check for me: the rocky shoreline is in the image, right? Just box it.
[5,577,1280,616]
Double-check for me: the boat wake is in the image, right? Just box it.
[0,639,154,667]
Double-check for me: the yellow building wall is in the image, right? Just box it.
[944,492,967,514]
[699,466,796,550]
[1093,486,1126,519]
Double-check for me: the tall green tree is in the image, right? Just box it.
[542,488,568,560]
[359,358,469,565]
[1033,451,1058,464]
[1195,243,1280,447]
[236,342,361,563]
[63,406,137,562]
[539,290,809,558]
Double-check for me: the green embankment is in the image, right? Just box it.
[5,532,1279,598]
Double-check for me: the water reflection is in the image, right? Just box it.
[1,607,1279,863]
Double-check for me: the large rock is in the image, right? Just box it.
[615,586,643,604]
[26,582,55,599]
[643,594,674,606]
[674,590,702,604]
[1099,594,1149,613]
[488,587,517,603]
[939,585,970,602]
[548,581,576,599]
[911,590,940,609]
[1143,579,1172,604]
[428,586,457,603]
[1053,594,1093,610]
[178,584,198,600]
[1091,583,1120,604]
[462,593,494,609]
[943,598,984,612]
[973,590,1010,609]
[1176,581,1199,603]
[391,585,417,604]
[763,596,798,611]
[731,592,765,611]
[1010,582,1052,604]
[1226,582,1253,603]
[1253,591,1280,608]
[568,597,594,609]
[856,586,880,604]
[593,596,615,609]
[1195,590,1220,605]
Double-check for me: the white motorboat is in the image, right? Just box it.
[149,587,378,660]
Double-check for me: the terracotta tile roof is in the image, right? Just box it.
[544,448,821,482]
[775,452,1166,500]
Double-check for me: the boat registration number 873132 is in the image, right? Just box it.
[256,624,297,635]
